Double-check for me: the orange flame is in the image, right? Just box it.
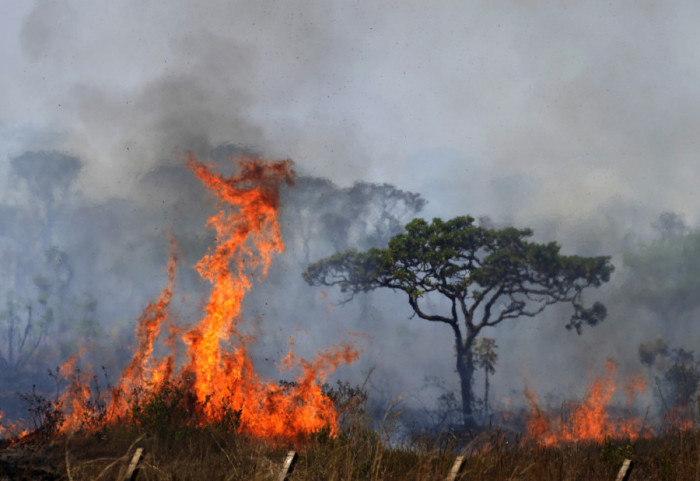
[664,405,696,431]
[102,237,180,424]
[53,154,358,442]
[0,412,28,442]
[526,359,651,445]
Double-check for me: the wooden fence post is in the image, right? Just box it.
[124,447,143,481]
[277,450,298,481]
[614,459,633,481]
[445,455,466,481]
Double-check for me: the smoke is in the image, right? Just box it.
[5,1,700,217]
[2,0,700,431]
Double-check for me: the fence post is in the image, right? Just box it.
[277,450,298,481]
[124,447,144,481]
[445,455,466,481]
[614,459,633,481]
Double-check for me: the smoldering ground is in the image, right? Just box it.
[1,1,700,433]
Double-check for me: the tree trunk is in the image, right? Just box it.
[455,344,476,429]
[484,369,490,417]
[8,304,15,367]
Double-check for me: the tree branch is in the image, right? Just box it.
[408,295,456,325]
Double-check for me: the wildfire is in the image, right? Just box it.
[525,359,651,445]
[664,405,697,431]
[0,413,27,441]
[51,153,358,442]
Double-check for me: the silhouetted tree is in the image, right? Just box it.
[304,216,613,427]
[651,211,688,239]
[0,151,88,374]
[0,246,78,375]
[11,151,82,238]
[624,213,700,323]
[639,338,700,413]
[282,177,426,265]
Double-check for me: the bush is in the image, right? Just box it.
[17,384,64,440]
[130,382,192,437]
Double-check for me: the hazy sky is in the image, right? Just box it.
[2,0,699,226]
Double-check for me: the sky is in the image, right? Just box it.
[2,1,699,224]
[2,0,700,423]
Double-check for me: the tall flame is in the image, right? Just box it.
[51,154,358,442]
[182,154,292,419]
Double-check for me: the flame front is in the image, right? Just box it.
[52,154,358,442]
[526,359,651,445]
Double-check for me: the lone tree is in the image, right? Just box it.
[303,216,613,427]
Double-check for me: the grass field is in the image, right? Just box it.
[0,415,698,480]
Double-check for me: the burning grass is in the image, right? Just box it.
[2,347,700,479]
[1,154,359,445]
[2,409,700,480]
[523,359,655,446]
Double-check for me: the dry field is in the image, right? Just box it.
[0,422,697,481]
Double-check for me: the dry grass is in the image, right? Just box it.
[3,381,700,480]
[2,422,700,480]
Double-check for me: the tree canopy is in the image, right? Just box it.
[304,216,612,333]
[304,215,614,427]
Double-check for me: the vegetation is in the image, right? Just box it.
[303,216,614,427]
[639,338,700,419]
[0,247,86,375]
[2,379,700,480]
[0,151,100,378]
[283,176,427,264]
[623,212,700,323]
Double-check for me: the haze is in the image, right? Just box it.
[1,1,698,427]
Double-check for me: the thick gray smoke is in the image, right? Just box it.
[1,1,700,432]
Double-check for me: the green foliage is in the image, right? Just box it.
[130,382,192,437]
[213,405,242,432]
[304,215,613,333]
[599,435,634,467]
[473,338,498,375]
[128,381,246,438]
